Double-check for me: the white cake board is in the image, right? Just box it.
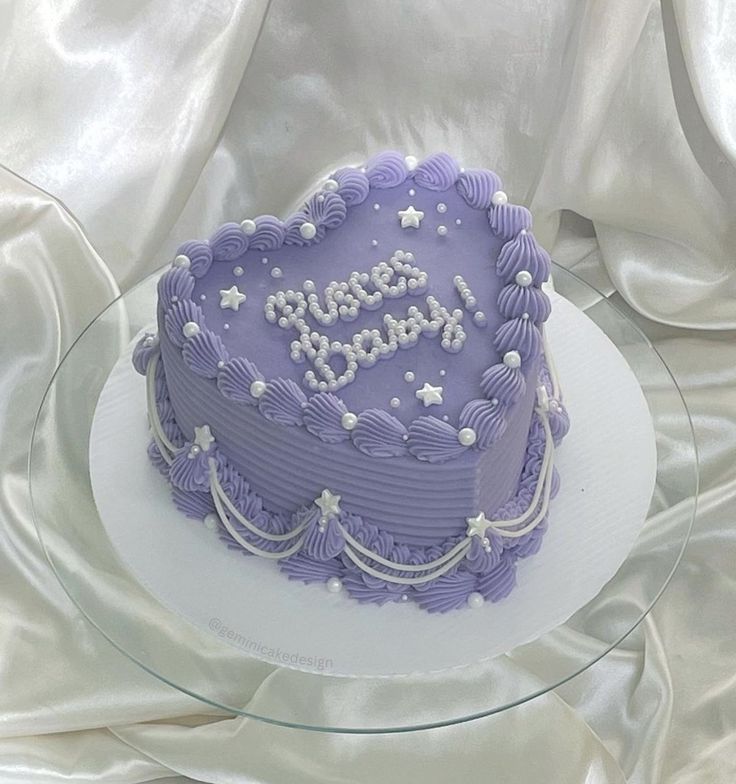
[89,292,657,677]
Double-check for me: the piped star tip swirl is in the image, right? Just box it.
[365,150,409,188]
[332,167,370,205]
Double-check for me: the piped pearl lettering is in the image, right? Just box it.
[265,251,466,391]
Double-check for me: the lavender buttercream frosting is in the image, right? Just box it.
[351,408,408,458]
[181,330,229,379]
[302,393,350,444]
[175,240,213,278]
[210,222,249,261]
[332,168,370,205]
[412,152,460,191]
[365,151,408,189]
[249,216,285,251]
[217,357,264,404]
[456,169,502,210]
[134,151,570,611]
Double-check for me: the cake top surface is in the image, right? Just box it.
[153,151,551,464]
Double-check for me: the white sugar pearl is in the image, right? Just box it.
[323,178,339,192]
[455,218,462,226]
[173,254,191,269]
[491,190,508,206]
[341,412,358,431]
[436,202,447,214]
[240,219,256,235]
[408,188,416,196]
[437,225,448,236]
[233,265,244,276]
[250,380,267,398]
[326,576,343,593]
[458,427,477,446]
[503,350,521,369]
[270,267,283,279]
[390,397,401,408]
[182,321,200,338]
[515,270,533,287]
[373,203,380,211]
[404,155,418,171]
[371,239,378,247]
[467,591,485,609]
[439,369,446,377]
[300,221,317,239]
[203,513,219,531]
[403,371,415,383]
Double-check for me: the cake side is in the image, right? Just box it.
[138,343,564,611]
[155,320,539,545]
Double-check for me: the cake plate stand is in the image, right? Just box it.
[29,264,697,733]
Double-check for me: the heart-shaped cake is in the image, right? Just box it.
[133,151,570,612]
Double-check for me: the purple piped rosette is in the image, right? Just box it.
[154,151,551,464]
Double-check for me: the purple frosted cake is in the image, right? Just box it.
[133,151,570,612]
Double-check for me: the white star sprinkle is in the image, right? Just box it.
[466,512,492,538]
[219,285,247,311]
[314,489,341,518]
[415,382,443,407]
[193,424,215,452]
[398,205,424,229]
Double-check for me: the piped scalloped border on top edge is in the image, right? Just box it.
[137,152,552,464]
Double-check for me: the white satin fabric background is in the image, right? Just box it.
[1,1,734,782]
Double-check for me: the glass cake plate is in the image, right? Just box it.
[29,263,697,733]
